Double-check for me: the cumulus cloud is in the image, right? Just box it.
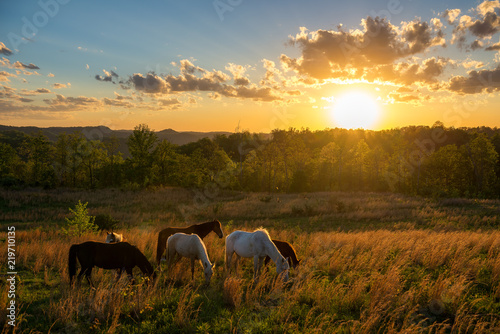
[0,42,13,56]
[363,57,449,86]
[102,97,134,108]
[282,16,445,82]
[36,88,52,94]
[485,40,500,50]
[225,63,250,86]
[477,1,500,16]
[130,73,168,93]
[95,69,119,82]
[19,88,52,96]
[388,93,422,103]
[462,59,485,68]
[0,71,16,82]
[470,40,484,50]
[159,98,181,106]
[468,11,500,38]
[442,9,461,24]
[44,94,101,109]
[450,2,500,47]
[447,66,500,94]
[13,61,40,70]
[53,83,68,89]
[402,20,445,54]
[114,92,133,100]
[125,61,282,102]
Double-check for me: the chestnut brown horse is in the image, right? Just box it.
[156,220,223,265]
[69,241,156,287]
[265,239,301,268]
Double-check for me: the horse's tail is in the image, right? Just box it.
[165,236,170,267]
[68,244,79,284]
[289,245,300,267]
[156,230,166,265]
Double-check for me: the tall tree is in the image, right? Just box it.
[79,140,106,189]
[466,133,499,196]
[0,142,23,185]
[20,132,55,186]
[100,135,124,187]
[127,124,158,185]
[54,133,70,186]
[68,132,87,187]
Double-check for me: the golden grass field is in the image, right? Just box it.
[0,188,499,333]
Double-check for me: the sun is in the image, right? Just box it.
[330,91,380,129]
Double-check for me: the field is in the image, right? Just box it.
[1,188,500,333]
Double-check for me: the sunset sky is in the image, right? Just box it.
[1,0,500,132]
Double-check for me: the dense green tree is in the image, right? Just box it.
[54,133,71,186]
[98,135,124,187]
[1,123,499,197]
[0,142,24,186]
[67,133,87,187]
[466,133,499,196]
[79,140,106,189]
[319,141,341,190]
[127,124,158,186]
[421,145,471,197]
[153,139,181,186]
[20,132,55,187]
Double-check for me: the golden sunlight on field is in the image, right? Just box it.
[0,188,499,332]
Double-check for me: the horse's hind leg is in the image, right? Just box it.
[76,267,86,285]
[253,256,261,281]
[83,268,94,288]
[225,251,232,273]
[114,268,123,282]
[234,254,240,275]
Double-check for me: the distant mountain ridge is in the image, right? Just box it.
[0,125,232,146]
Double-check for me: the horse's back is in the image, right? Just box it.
[272,239,300,266]
[228,230,269,258]
[273,240,294,253]
[75,241,140,269]
[169,233,204,256]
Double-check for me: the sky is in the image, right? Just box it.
[1,0,500,132]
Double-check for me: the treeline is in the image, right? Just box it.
[1,123,499,198]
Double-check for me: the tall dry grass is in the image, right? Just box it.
[1,188,499,332]
[1,224,499,333]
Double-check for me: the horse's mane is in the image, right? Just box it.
[194,219,218,227]
[254,228,270,238]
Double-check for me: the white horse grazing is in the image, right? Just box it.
[166,233,215,285]
[225,229,289,282]
[105,232,123,243]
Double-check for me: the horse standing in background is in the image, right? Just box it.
[265,239,301,268]
[156,220,223,265]
[68,241,156,287]
[105,231,123,243]
[225,229,289,282]
[105,231,125,275]
[166,233,215,285]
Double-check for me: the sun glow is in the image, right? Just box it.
[330,91,380,129]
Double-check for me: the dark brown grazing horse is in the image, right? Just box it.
[265,239,301,268]
[156,220,224,265]
[69,241,156,287]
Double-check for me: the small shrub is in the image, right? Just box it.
[94,214,120,231]
[61,200,98,236]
